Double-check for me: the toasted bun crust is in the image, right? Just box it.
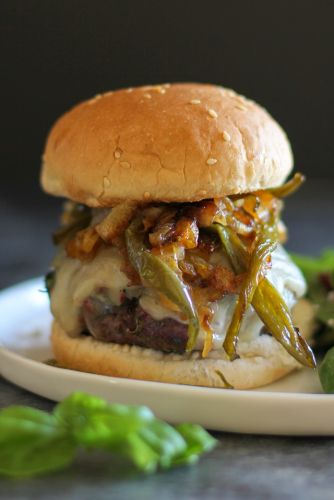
[51,320,300,389]
[41,83,293,206]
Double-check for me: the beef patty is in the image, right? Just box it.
[82,295,188,353]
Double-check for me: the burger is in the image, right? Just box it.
[41,83,315,389]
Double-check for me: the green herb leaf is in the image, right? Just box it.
[172,423,217,466]
[291,249,334,388]
[0,406,76,477]
[55,392,154,448]
[319,347,334,393]
[291,249,334,284]
[0,392,217,477]
[291,250,334,347]
[119,432,161,472]
[316,301,334,326]
[137,419,187,469]
[56,393,216,472]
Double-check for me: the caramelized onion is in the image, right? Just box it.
[95,201,138,243]
[53,172,311,363]
[65,227,102,261]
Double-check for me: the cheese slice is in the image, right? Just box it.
[50,244,306,350]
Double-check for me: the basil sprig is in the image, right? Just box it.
[291,250,334,350]
[0,392,216,477]
[292,250,334,392]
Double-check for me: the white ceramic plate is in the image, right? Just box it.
[0,277,333,435]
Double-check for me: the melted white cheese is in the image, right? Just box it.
[207,246,305,348]
[51,247,130,336]
[138,245,306,349]
[51,244,306,349]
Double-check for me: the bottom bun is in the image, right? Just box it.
[51,320,304,389]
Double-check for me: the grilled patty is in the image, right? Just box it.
[82,295,188,353]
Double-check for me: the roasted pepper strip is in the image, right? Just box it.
[253,280,316,367]
[268,173,305,198]
[125,217,200,350]
[211,223,316,368]
[223,236,277,360]
[211,224,247,273]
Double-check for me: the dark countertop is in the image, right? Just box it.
[1,179,334,499]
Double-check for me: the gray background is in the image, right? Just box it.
[1,0,334,205]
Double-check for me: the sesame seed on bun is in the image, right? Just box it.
[41,83,293,207]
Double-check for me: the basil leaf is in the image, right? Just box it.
[319,347,334,393]
[137,419,187,469]
[55,392,154,447]
[291,250,334,284]
[0,407,76,477]
[173,423,217,465]
[55,393,190,472]
[291,249,334,345]
[0,393,217,477]
[316,301,334,326]
[176,423,217,454]
[120,433,160,472]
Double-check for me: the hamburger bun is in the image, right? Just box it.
[41,83,293,207]
[51,319,303,390]
[43,83,311,390]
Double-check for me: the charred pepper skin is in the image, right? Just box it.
[51,172,315,367]
[212,223,316,368]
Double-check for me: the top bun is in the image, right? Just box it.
[41,83,293,206]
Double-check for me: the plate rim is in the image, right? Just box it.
[1,337,334,405]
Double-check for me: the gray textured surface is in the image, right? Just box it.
[0,375,334,500]
[1,179,334,499]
